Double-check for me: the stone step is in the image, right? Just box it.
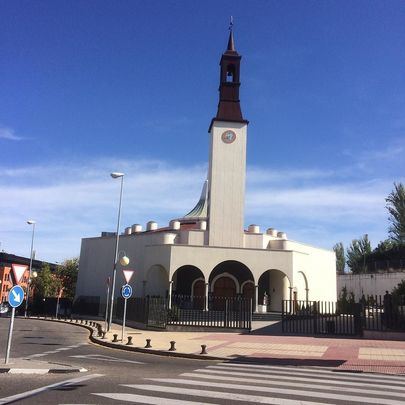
[252,312,282,321]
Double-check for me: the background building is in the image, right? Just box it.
[0,252,57,303]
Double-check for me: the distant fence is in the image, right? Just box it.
[282,295,405,336]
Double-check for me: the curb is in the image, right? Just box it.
[26,317,224,362]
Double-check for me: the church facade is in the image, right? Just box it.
[75,31,337,313]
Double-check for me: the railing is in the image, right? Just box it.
[114,295,252,330]
[169,295,252,329]
[282,300,362,336]
[362,294,405,332]
[282,295,405,336]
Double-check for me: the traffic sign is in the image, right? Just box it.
[11,264,28,284]
[8,285,24,308]
[121,284,132,299]
[122,270,134,284]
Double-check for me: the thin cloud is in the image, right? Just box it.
[0,157,400,262]
[0,126,24,141]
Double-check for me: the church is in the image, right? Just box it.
[75,30,337,315]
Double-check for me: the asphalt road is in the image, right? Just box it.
[1,318,405,405]
[0,318,218,404]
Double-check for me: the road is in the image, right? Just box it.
[1,318,405,404]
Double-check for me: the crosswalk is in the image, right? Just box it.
[92,361,405,404]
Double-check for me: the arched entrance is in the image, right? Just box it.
[192,279,205,297]
[213,275,237,297]
[209,261,254,310]
[171,265,205,309]
[258,269,291,312]
[241,280,255,301]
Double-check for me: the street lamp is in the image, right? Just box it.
[24,220,36,317]
[107,172,125,331]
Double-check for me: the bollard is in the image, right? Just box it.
[200,345,208,355]
[85,320,88,325]
[145,339,152,348]
[76,319,79,323]
[97,327,102,337]
[126,336,133,345]
[80,319,84,324]
[102,331,107,339]
[169,341,176,351]
[112,334,118,343]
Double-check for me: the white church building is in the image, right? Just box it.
[75,31,337,314]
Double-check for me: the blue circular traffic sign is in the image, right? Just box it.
[121,284,132,299]
[8,285,25,308]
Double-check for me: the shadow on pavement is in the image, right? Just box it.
[226,356,345,368]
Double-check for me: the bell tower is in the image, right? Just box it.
[207,27,248,248]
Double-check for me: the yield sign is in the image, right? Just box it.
[122,270,134,284]
[11,264,28,284]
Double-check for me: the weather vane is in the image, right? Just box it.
[229,16,234,31]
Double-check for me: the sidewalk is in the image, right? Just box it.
[96,321,405,375]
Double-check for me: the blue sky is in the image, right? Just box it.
[1,1,404,262]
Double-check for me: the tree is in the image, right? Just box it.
[32,263,61,298]
[346,234,372,274]
[391,279,405,299]
[386,182,405,245]
[56,258,79,300]
[333,242,345,274]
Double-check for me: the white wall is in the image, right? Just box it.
[337,272,405,300]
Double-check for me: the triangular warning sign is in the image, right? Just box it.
[11,264,28,284]
[122,270,134,284]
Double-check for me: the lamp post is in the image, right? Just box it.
[107,172,124,331]
[24,220,36,318]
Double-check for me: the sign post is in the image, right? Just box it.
[121,284,132,342]
[5,285,24,364]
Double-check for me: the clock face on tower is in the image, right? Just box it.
[221,130,236,144]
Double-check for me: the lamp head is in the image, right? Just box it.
[119,256,130,266]
[111,172,124,179]
[27,220,36,225]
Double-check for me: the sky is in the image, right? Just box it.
[1,1,404,263]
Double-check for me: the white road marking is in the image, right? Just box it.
[9,369,49,374]
[95,393,213,404]
[202,366,405,388]
[145,377,405,404]
[181,372,405,398]
[225,362,405,382]
[0,373,103,405]
[69,354,144,364]
[122,384,330,405]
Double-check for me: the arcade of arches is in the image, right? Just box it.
[166,261,300,312]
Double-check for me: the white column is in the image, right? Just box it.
[204,283,209,311]
[254,285,259,313]
[168,281,173,310]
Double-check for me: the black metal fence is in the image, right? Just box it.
[169,295,252,329]
[282,300,362,336]
[362,294,405,332]
[282,295,405,336]
[115,297,168,329]
[114,295,252,330]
